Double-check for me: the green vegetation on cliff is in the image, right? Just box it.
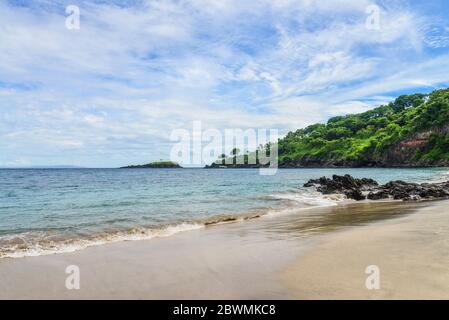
[278,88,449,167]
[210,88,449,168]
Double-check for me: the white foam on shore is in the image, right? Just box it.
[260,189,350,218]
[0,189,351,259]
[267,189,348,206]
[0,223,205,259]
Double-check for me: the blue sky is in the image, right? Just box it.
[1,0,449,167]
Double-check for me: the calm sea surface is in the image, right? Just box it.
[0,168,448,257]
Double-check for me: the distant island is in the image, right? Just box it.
[120,161,182,169]
[209,88,449,168]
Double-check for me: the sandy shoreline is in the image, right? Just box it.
[0,211,306,299]
[0,199,447,299]
[281,200,449,299]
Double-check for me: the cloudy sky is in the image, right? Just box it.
[1,0,449,167]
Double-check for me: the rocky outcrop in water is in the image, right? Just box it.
[304,174,449,201]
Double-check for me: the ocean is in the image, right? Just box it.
[0,168,448,258]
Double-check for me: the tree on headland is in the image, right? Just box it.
[219,153,227,165]
[229,148,240,165]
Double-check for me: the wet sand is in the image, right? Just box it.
[0,213,305,299]
[0,200,446,299]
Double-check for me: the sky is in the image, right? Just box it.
[1,0,449,167]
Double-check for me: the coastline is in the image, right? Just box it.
[0,210,304,299]
[205,164,449,169]
[0,199,444,299]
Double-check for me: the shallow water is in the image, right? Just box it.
[0,168,448,257]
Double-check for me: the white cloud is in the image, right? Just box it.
[0,0,449,166]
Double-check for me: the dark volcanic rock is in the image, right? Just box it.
[304,174,377,200]
[304,174,449,202]
[367,190,390,200]
[344,188,366,201]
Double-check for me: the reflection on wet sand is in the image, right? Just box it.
[253,200,429,239]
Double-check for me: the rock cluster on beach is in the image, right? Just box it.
[304,174,449,201]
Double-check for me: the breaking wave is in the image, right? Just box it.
[0,188,348,259]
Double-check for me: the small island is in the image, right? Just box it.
[120,161,182,169]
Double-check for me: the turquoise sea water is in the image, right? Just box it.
[0,168,448,258]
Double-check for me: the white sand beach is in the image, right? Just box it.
[1,200,448,299]
[281,200,449,299]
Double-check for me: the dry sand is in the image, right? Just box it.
[281,200,449,299]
